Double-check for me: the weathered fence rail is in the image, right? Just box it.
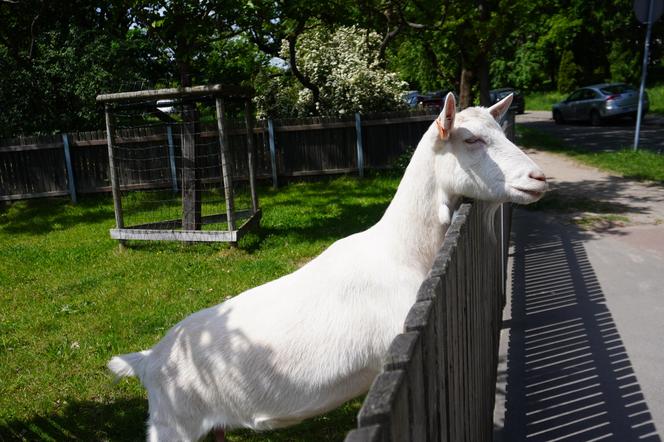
[0,109,439,202]
[344,201,511,442]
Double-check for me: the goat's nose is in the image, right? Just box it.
[529,170,547,182]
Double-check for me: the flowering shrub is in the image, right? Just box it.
[258,25,408,117]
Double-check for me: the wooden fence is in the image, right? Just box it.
[343,201,512,442]
[0,110,440,202]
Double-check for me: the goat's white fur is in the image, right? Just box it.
[108,93,546,441]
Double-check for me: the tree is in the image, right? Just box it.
[557,49,581,93]
[0,0,164,137]
[257,24,408,117]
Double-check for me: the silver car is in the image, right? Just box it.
[552,83,648,125]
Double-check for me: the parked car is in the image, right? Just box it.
[552,83,648,125]
[490,88,525,114]
[403,90,422,108]
[413,90,459,112]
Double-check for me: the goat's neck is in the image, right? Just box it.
[377,127,457,274]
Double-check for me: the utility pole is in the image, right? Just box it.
[633,0,663,150]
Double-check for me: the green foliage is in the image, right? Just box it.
[2,0,663,135]
[607,40,640,84]
[491,41,552,91]
[557,50,581,93]
[393,146,416,173]
[203,36,269,87]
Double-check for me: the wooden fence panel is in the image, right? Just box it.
[275,123,357,175]
[344,201,509,442]
[70,134,110,193]
[362,118,434,169]
[0,134,69,200]
[0,110,516,202]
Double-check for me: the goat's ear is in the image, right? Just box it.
[488,93,513,122]
[435,92,456,140]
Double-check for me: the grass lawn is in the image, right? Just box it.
[523,91,566,111]
[0,175,400,441]
[516,125,664,182]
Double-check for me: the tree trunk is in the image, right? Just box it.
[459,66,474,109]
[287,34,321,107]
[478,56,491,106]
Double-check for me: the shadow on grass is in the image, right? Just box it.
[122,178,398,254]
[0,398,146,442]
[0,195,114,236]
[0,396,361,442]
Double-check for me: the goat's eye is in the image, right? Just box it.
[464,137,484,145]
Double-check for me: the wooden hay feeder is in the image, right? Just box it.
[96,84,261,244]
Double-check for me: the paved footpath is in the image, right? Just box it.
[494,149,664,441]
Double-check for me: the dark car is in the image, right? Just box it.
[490,88,525,114]
[552,83,648,125]
[412,91,459,112]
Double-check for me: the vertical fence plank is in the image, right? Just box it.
[166,124,178,192]
[402,306,430,442]
[448,234,461,442]
[267,119,278,188]
[244,100,259,213]
[181,104,202,231]
[104,105,124,233]
[61,133,77,203]
[344,425,385,442]
[358,370,407,430]
[215,98,235,233]
[416,278,442,442]
[355,113,364,178]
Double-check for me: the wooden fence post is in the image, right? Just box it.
[267,119,278,189]
[215,98,236,233]
[61,133,77,204]
[181,103,201,231]
[166,124,178,192]
[104,104,124,245]
[355,113,365,178]
[244,100,259,214]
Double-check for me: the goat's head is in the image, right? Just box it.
[433,92,547,205]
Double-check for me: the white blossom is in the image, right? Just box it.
[276,25,408,116]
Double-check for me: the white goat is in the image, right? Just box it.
[108,93,546,442]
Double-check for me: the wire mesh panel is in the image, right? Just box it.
[97,85,260,243]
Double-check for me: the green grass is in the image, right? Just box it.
[0,175,400,441]
[517,125,664,182]
[524,91,566,111]
[647,83,664,115]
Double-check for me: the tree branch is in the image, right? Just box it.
[27,1,44,61]
[378,25,401,60]
[286,22,320,106]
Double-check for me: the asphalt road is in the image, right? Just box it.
[516,111,664,153]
